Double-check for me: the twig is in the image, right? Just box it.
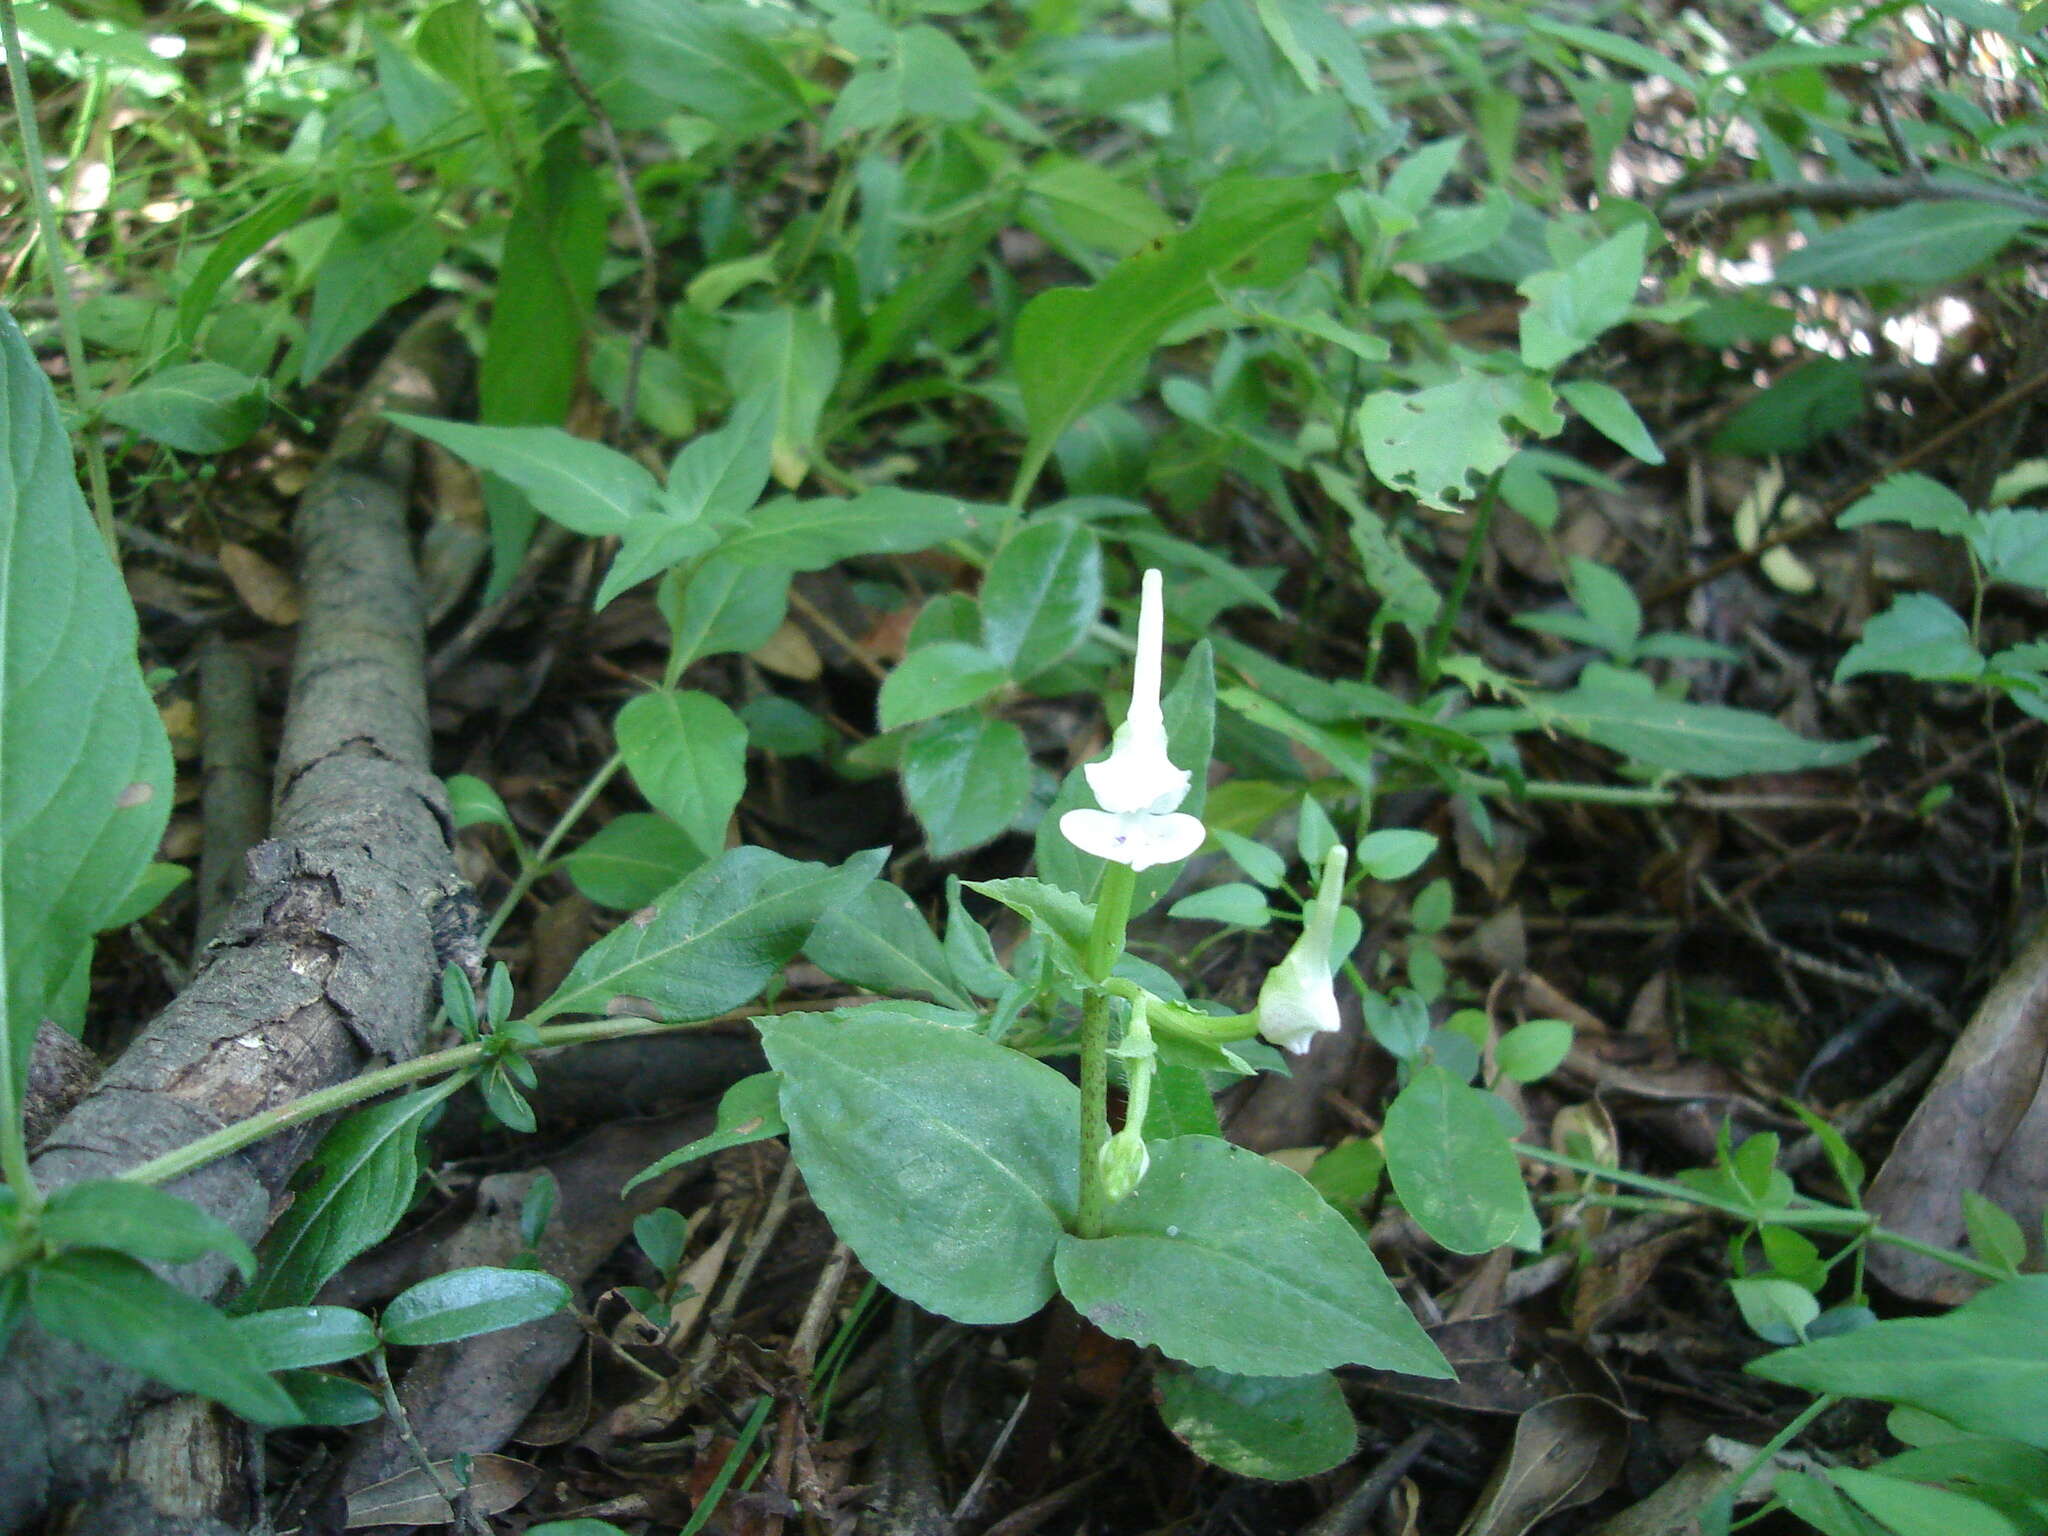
[687,1154,803,1383]
[371,1352,493,1536]
[429,522,574,681]
[195,635,268,946]
[1295,1427,1436,1536]
[1661,175,2048,225]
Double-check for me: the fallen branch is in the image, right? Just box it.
[0,309,471,1532]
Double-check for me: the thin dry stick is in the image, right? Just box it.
[370,1353,492,1536]
[687,1154,803,1384]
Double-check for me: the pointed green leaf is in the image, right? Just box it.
[42,1180,257,1279]
[806,881,972,1008]
[902,713,1032,859]
[386,417,661,537]
[1381,1065,1535,1254]
[380,1265,572,1346]
[1156,1367,1356,1481]
[616,690,748,858]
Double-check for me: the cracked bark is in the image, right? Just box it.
[0,310,471,1533]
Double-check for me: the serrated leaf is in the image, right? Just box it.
[1054,1137,1451,1377]
[1969,508,2048,589]
[533,845,884,1022]
[1359,367,1561,511]
[1837,594,1984,682]
[380,1265,572,1346]
[1,308,173,1094]
[762,1011,1078,1324]
[1837,472,1974,537]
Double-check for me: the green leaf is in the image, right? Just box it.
[806,882,972,1008]
[31,1249,299,1423]
[1495,1019,1572,1083]
[725,307,840,486]
[1023,156,1175,259]
[0,308,173,1095]
[232,1306,379,1370]
[278,1368,384,1426]
[1837,472,1974,538]
[1831,1466,2030,1536]
[1524,677,1876,776]
[716,488,992,569]
[1962,1191,2028,1275]
[667,387,778,523]
[177,186,313,346]
[943,876,1012,998]
[41,1180,257,1279]
[1969,508,2048,589]
[1168,883,1272,927]
[824,23,980,143]
[101,363,266,454]
[301,202,444,382]
[528,1521,633,1535]
[386,417,662,537]
[1156,1367,1356,1481]
[902,713,1033,859]
[1558,379,1662,464]
[1381,1065,1535,1254]
[564,813,704,910]
[1526,13,1698,89]
[761,1011,1078,1324]
[659,555,790,669]
[1013,174,1345,474]
[556,0,807,137]
[446,774,515,833]
[980,519,1104,680]
[1773,201,2037,290]
[622,1071,787,1193]
[1357,829,1437,881]
[1837,594,1984,683]
[617,691,748,858]
[534,845,885,1022]
[877,642,1010,732]
[99,860,190,930]
[1731,1276,1820,1345]
[1747,1276,2048,1447]
[1056,1138,1451,1378]
[237,1078,466,1311]
[1709,358,1865,456]
[415,0,530,174]
[1359,367,1561,512]
[1517,225,1649,370]
[380,1265,572,1346]
[964,876,1095,981]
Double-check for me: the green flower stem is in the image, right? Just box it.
[1077,861,1138,1240]
[115,1014,702,1188]
[482,749,624,946]
[0,1043,38,1211]
[1102,978,1259,1045]
[1420,471,1498,686]
[1721,1393,1839,1533]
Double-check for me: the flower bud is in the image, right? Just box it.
[1257,844,1349,1055]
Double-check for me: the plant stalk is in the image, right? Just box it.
[1076,861,1137,1239]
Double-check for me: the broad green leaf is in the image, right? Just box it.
[594,512,723,612]
[1710,359,1865,456]
[824,24,979,143]
[1837,594,1983,682]
[101,363,265,454]
[1731,1277,1820,1346]
[1156,1367,1356,1481]
[761,1011,1078,1324]
[31,1249,299,1423]
[446,773,515,833]
[1523,678,1876,776]
[1496,1019,1572,1083]
[564,813,703,910]
[725,307,840,486]
[658,555,790,669]
[980,519,1104,680]
[533,845,884,1022]
[1831,1466,2029,1536]
[556,0,807,137]
[41,1180,256,1278]
[964,876,1095,980]
[1169,883,1271,927]
[528,1523,634,1536]
[1558,379,1662,464]
[380,1266,572,1346]
[237,1077,466,1311]
[616,691,748,858]
[1381,1065,1534,1254]
[301,202,444,382]
[278,1369,384,1426]
[0,308,173,1094]
[1526,13,1698,89]
[1023,155,1175,258]
[1567,556,1643,651]
[1963,1191,2028,1275]
[622,1071,787,1193]
[902,713,1032,859]
[666,387,778,522]
[386,417,661,537]
[98,860,189,930]
[1969,508,2048,589]
[1838,473,1974,537]
[716,488,993,569]
[806,882,972,1008]
[1517,224,1649,371]
[1357,829,1436,881]
[1013,175,1345,473]
[943,876,1011,998]
[1774,201,2037,290]
[1055,1137,1452,1377]
[415,0,530,174]
[877,642,1010,732]
[233,1306,379,1370]
[1359,367,1561,511]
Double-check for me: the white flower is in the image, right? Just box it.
[1257,845,1349,1054]
[1083,569,1191,816]
[1059,808,1206,872]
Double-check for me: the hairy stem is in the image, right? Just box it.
[1076,861,1137,1239]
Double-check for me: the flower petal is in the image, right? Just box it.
[1083,727,1190,815]
[1256,949,1343,1053]
[1059,808,1206,872]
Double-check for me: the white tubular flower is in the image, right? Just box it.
[1059,807,1206,872]
[1083,569,1191,816]
[1257,845,1349,1055]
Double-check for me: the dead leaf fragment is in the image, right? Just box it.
[218,541,302,624]
[345,1453,539,1527]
